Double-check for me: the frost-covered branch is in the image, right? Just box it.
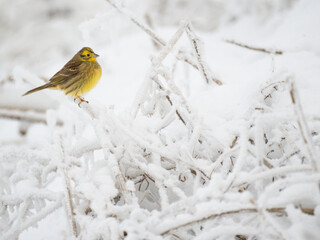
[0,108,63,126]
[131,22,186,118]
[159,206,314,236]
[53,134,78,237]
[104,0,222,85]
[3,200,63,240]
[74,100,136,205]
[105,0,166,46]
[289,80,320,171]
[185,23,221,85]
[225,39,283,55]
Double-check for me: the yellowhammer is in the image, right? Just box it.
[23,47,102,104]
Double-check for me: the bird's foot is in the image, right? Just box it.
[74,96,89,107]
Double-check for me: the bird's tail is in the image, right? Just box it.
[22,83,53,96]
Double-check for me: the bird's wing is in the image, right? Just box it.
[48,59,84,86]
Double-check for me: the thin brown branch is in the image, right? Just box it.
[263,158,274,169]
[161,207,314,235]
[177,50,223,85]
[225,39,283,55]
[235,235,247,240]
[144,13,161,50]
[289,80,319,171]
[261,80,287,94]
[185,23,222,85]
[65,176,78,237]
[165,95,186,125]
[105,0,166,46]
[230,136,238,148]
[0,109,63,126]
[185,24,209,84]
[177,51,199,69]
[0,112,46,124]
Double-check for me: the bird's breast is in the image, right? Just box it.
[79,62,102,95]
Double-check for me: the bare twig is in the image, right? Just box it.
[176,50,199,69]
[160,206,314,236]
[230,136,238,148]
[0,108,63,126]
[177,49,223,85]
[56,135,78,238]
[105,0,166,46]
[225,39,283,55]
[63,168,78,237]
[289,80,319,171]
[223,128,248,192]
[209,146,240,178]
[165,95,186,125]
[144,13,161,50]
[185,23,221,85]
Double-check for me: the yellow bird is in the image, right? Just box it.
[23,47,102,104]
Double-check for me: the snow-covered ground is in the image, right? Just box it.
[1,0,320,239]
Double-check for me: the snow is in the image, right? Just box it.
[1,0,320,239]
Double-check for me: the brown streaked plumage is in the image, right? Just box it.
[23,47,102,104]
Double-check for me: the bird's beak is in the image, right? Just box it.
[93,53,99,58]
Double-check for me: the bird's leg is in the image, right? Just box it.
[78,96,88,103]
[74,96,89,107]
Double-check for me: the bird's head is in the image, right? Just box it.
[77,47,99,62]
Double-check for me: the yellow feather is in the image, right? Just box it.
[77,66,102,95]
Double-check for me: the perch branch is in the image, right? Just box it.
[75,100,135,204]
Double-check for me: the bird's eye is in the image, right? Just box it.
[87,54,90,56]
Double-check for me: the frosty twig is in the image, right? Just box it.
[185,23,221,85]
[223,127,248,192]
[0,108,63,126]
[3,200,63,240]
[131,22,187,119]
[105,0,222,85]
[55,135,78,238]
[225,39,283,55]
[75,100,136,204]
[105,0,166,46]
[289,80,320,171]
[159,206,314,236]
